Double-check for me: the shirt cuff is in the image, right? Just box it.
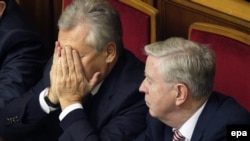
[39,88,58,113]
[59,103,83,121]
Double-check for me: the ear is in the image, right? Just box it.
[0,1,6,18]
[175,83,188,106]
[104,42,117,63]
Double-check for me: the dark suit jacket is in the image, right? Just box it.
[0,49,148,141]
[135,92,250,141]
[0,0,47,109]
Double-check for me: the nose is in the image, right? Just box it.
[139,79,146,94]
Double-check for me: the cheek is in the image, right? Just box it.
[148,84,176,118]
[81,56,106,80]
[153,89,165,104]
[148,88,168,117]
[147,85,163,103]
[80,58,96,81]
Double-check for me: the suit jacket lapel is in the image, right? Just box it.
[164,126,173,141]
[191,92,220,141]
[83,52,127,129]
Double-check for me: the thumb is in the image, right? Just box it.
[89,72,101,90]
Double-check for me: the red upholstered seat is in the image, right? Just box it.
[62,0,158,63]
[62,0,71,9]
[189,22,250,111]
[108,0,150,62]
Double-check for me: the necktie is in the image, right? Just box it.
[172,129,185,141]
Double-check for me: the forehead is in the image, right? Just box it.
[58,25,93,53]
[145,56,171,85]
[58,24,89,46]
[145,56,161,75]
[146,55,160,67]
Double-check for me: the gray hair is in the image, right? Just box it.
[58,0,123,53]
[145,37,215,99]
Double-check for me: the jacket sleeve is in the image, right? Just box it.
[59,90,147,141]
[0,60,52,141]
[0,29,48,109]
[0,90,52,141]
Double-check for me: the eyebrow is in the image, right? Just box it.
[144,72,152,80]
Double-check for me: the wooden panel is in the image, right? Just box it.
[189,22,250,45]
[191,0,250,21]
[141,0,153,6]
[157,0,250,40]
[18,0,62,56]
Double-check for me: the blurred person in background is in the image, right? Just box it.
[0,0,48,109]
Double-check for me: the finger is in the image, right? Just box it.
[60,47,69,76]
[89,72,101,90]
[65,46,75,76]
[50,42,61,79]
[72,49,84,81]
[52,42,61,67]
[54,42,61,61]
[57,58,63,80]
[55,41,62,56]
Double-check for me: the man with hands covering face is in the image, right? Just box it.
[0,0,147,141]
[48,44,101,111]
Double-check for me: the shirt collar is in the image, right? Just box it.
[91,81,103,96]
[174,100,207,141]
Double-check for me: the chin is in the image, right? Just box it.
[149,110,157,118]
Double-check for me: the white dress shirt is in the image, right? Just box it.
[173,101,207,141]
[39,82,103,121]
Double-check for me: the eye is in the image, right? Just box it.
[78,53,85,58]
[145,77,152,85]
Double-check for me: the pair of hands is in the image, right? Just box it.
[48,42,100,110]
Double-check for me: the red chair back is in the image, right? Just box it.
[189,22,250,111]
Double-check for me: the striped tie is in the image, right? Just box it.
[172,129,185,141]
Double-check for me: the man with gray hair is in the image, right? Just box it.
[0,0,147,141]
[135,37,250,141]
